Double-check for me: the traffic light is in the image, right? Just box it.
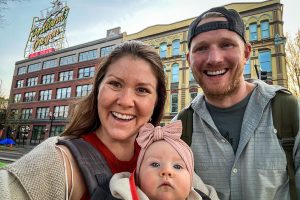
[260,71,267,81]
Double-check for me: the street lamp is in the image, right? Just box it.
[252,49,261,79]
[21,126,30,146]
[49,112,55,137]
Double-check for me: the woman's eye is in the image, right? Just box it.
[173,164,183,170]
[136,87,149,94]
[150,162,160,168]
[109,81,121,88]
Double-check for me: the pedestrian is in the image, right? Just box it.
[109,121,219,200]
[176,6,300,200]
[0,40,167,200]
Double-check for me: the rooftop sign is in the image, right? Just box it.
[24,0,69,58]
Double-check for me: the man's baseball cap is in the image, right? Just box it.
[187,6,246,49]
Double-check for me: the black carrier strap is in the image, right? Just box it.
[178,104,194,146]
[271,90,299,200]
[194,188,212,200]
[57,138,117,200]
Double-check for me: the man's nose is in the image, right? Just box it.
[207,47,223,66]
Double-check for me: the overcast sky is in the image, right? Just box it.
[0,0,299,98]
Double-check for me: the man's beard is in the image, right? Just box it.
[197,65,244,100]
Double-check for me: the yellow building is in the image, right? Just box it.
[124,0,286,124]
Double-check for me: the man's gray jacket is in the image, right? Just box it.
[175,79,300,200]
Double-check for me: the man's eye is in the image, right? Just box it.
[173,164,183,170]
[194,46,207,52]
[150,162,160,168]
[222,43,234,48]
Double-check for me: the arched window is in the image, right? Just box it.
[261,21,270,39]
[249,23,258,41]
[172,39,180,56]
[159,43,167,58]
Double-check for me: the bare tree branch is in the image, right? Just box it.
[285,30,300,97]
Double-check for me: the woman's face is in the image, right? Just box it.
[97,55,158,144]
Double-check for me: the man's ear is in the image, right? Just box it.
[244,43,252,60]
[187,51,191,65]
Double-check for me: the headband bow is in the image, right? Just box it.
[136,120,182,149]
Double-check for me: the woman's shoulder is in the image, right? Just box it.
[2,136,66,200]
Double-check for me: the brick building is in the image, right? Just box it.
[5,28,123,145]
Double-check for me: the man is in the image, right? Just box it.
[177,6,300,200]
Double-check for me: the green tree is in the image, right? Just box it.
[285,30,300,97]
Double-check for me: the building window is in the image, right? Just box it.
[244,59,251,78]
[31,125,46,144]
[42,74,55,84]
[190,92,198,101]
[18,66,27,75]
[24,92,36,102]
[54,105,69,118]
[76,84,92,97]
[259,50,272,72]
[171,63,179,83]
[27,77,38,87]
[172,39,180,56]
[56,87,71,99]
[189,69,195,81]
[21,108,32,119]
[50,125,64,137]
[249,23,258,41]
[28,63,41,73]
[40,90,52,101]
[163,65,166,73]
[14,94,21,103]
[16,80,24,88]
[79,49,97,62]
[36,107,49,119]
[59,70,73,81]
[9,109,19,119]
[60,54,77,66]
[78,67,95,78]
[159,43,167,58]
[100,45,114,57]
[171,93,178,113]
[261,21,270,39]
[43,59,57,69]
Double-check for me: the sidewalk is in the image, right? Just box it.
[0,144,34,154]
[0,144,35,162]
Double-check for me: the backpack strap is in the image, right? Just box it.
[271,90,299,200]
[178,104,194,146]
[194,188,212,200]
[57,138,117,199]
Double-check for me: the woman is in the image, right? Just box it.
[0,40,167,200]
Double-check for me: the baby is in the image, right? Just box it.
[110,121,218,200]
